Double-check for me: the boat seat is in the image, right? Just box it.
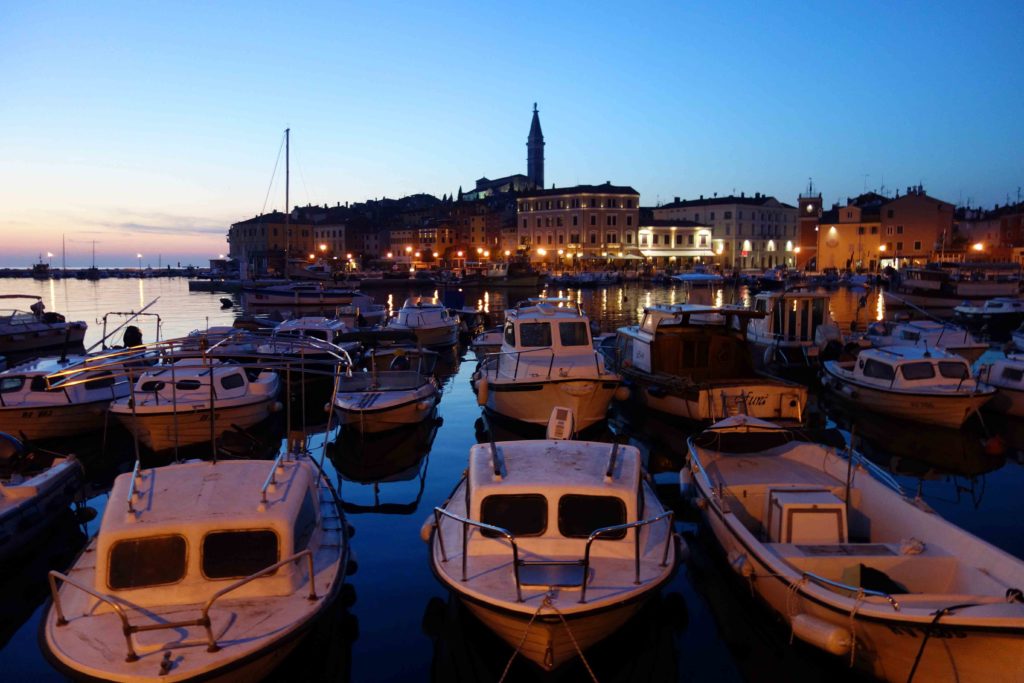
[517,560,591,588]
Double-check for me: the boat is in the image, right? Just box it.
[424,412,679,671]
[953,297,1024,339]
[684,415,1024,683]
[41,450,352,682]
[602,304,807,424]
[0,295,87,360]
[469,326,503,358]
[387,298,460,348]
[364,345,439,376]
[883,263,1021,310]
[332,368,439,433]
[0,433,83,563]
[0,349,154,442]
[864,319,989,363]
[743,289,843,377]
[244,281,384,314]
[672,267,724,286]
[471,298,624,431]
[979,355,1024,417]
[258,317,361,362]
[821,346,994,428]
[484,259,545,287]
[109,358,281,452]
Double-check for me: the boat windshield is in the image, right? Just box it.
[202,530,279,579]
[938,362,968,380]
[558,322,590,347]
[480,494,547,537]
[900,362,935,380]
[108,535,187,590]
[558,494,626,539]
[518,322,552,348]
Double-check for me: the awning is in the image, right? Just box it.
[640,248,715,258]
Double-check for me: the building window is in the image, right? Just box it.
[896,241,904,251]
[640,235,647,245]
[572,215,578,226]
[556,217,563,227]
[626,215,632,226]
[710,212,715,220]
[914,241,921,250]
[887,209,894,218]
[896,225,904,234]
[726,226,731,235]
[536,219,541,228]
[738,211,743,219]
[687,234,694,245]
[724,211,733,219]
[558,234,564,244]
[589,233,597,244]
[522,219,527,228]
[607,233,618,244]
[651,234,659,245]
[590,215,596,226]
[700,235,708,246]
[886,226,893,235]
[547,234,553,245]
[871,226,878,234]
[858,226,865,235]
[626,232,633,244]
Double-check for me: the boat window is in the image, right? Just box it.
[988,302,1003,309]
[293,489,318,552]
[480,494,547,537]
[558,495,626,539]
[108,535,187,590]
[30,376,49,392]
[202,530,279,579]
[558,322,590,347]
[518,322,552,348]
[503,321,516,347]
[861,359,895,380]
[140,380,165,392]
[938,362,969,380]
[306,330,329,341]
[900,362,935,380]
[220,373,245,390]
[640,314,657,334]
[1002,367,1024,383]
[754,298,767,313]
[175,379,202,391]
[82,371,116,390]
[0,377,25,393]
[898,331,920,342]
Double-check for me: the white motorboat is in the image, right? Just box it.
[469,326,503,358]
[243,281,377,307]
[471,298,624,431]
[425,420,678,671]
[0,433,83,563]
[604,304,807,424]
[0,349,153,442]
[979,355,1024,417]
[744,289,843,377]
[884,263,1021,310]
[42,451,351,682]
[864,319,989,364]
[672,267,723,286]
[953,297,1024,338]
[332,369,438,433]
[684,416,1024,683]
[364,345,439,376]
[388,298,459,348]
[109,358,281,451]
[0,295,87,359]
[258,317,361,363]
[821,346,994,428]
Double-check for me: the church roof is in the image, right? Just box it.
[519,183,638,198]
[528,103,543,139]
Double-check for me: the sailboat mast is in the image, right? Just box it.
[285,128,290,277]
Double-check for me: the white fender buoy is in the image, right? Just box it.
[613,385,630,402]
[419,515,435,543]
[791,613,852,656]
[476,377,489,406]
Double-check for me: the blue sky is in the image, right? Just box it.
[1,1,1022,265]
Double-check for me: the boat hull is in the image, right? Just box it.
[112,397,277,451]
[0,324,87,356]
[0,399,111,441]
[407,325,458,348]
[479,378,618,431]
[629,375,806,424]
[334,389,438,433]
[1,459,82,564]
[821,367,992,428]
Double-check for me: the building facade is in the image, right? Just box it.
[652,194,799,269]
[515,183,641,266]
[636,219,714,267]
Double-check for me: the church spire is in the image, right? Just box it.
[527,102,544,190]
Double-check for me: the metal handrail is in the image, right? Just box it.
[261,450,291,503]
[433,507,523,601]
[579,511,674,603]
[48,550,317,662]
[432,506,675,605]
[126,459,142,512]
[485,347,609,382]
[802,570,900,611]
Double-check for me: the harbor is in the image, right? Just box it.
[1,275,1024,682]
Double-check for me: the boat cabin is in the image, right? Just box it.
[614,305,762,380]
[467,440,641,562]
[846,347,971,390]
[95,458,322,606]
[748,291,834,345]
[395,298,453,327]
[501,299,593,356]
[273,317,349,344]
[959,297,1024,315]
[129,359,263,405]
[0,355,128,406]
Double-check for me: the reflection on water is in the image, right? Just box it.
[3,278,1024,681]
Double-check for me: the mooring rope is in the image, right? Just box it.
[497,593,599,683]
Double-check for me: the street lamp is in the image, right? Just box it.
[308,253,315,260]
[386,252,393,259]
[504,250,511,257]
[432,251,439,258]
[457,250,464,258]
[972,242,984,252]
[878,244,887,252]
[319,243,327,254]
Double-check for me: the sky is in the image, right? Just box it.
[2,1,1022,266]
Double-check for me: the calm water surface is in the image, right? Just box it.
[1,277,1021,682]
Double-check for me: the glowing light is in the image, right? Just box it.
[794,246,802,254]
[972,242,984,251]
[386,251,393,258]
[319,243,327,252]
[136,253,143,258]
[405,246,413,253]
[308,253,315,260]
[415,251,421,258]
[878,244,887,252]
[557,249,564,255]
[457,250,464,257]
[218,254,224,259]
[477,247,484,254]
[46,252,53,258]
[536,248,547,256]
[346,253,353,259]
[504,250,511,256]
[483,250,490,257]
[432,251,439,258]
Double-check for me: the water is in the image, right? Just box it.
[0,277,1020,682]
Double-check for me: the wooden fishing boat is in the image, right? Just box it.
[684,416,1024,683]
[41,451,352,682]
[425,419,678,671]
[332,369,438,433]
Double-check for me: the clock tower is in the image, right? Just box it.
[797,179,822,269]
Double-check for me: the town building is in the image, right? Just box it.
[227,210,315,276]
[653,194,799,270]
[515,183,641,267]
[956,201,1024,261]
[795,182,822,269]
[636,214,714,267]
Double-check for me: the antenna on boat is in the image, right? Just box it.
[480,413,504,478]
[605,439,621,481]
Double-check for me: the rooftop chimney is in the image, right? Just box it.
[700,194,704,200]
[674,196,680,203]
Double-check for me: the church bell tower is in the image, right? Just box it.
[527,103,544,189]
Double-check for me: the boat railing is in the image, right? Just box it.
[47,549,316,663]
[261,450,292,503]
[483,347,607,381]
[125,459,142,512]
[432,506,674,604]
[801,570,900,611]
